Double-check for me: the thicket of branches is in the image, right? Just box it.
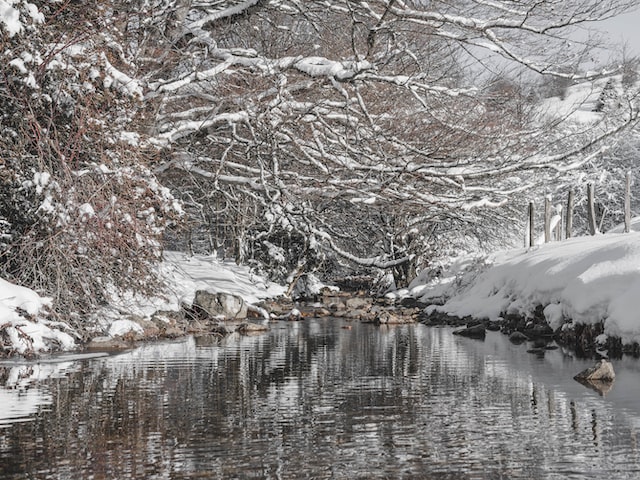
[148,0,640,285]
[0,1,181,314]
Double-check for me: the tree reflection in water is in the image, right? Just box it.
[2,321,640,479]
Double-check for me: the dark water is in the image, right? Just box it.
[2,320,640,479]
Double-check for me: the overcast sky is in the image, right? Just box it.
[597,8,640,57]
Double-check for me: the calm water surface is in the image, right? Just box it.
[2,319,640,479]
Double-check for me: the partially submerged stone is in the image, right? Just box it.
[374,310,416,325]
[237,322,269,334]
[85,336,130,351]
[574,359,615,382]
[508,331,529,344]
[453,324,486,340]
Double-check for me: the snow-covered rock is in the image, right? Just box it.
[0,277,76,356]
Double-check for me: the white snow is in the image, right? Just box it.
[413,231,640,345]
[78,203,95,218]
[1,251,284,356]
[102,54,143,100]
[96,251,286,331]
[108,319,144,337]
[0,1,23,36]
[0,278,76,355]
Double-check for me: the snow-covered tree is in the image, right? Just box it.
[0,1,182,313]
[2,0,639,308]
[140,0,638,285]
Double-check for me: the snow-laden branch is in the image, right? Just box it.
[187,0,259,30]
[312,227,412,269]
[154,112,250,143]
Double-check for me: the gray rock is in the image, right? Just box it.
[193,291,248,319]
[574,359,615,382]
[375,311,415,325]
[508,331,529,344]
[237,322,269,334]
[345,296,373,310]
[453,324,486,339]
[85,336,130,351]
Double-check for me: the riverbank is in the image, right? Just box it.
[4,230,640,359]
[0,252,420,358]
[0,252,287,357]
[391,230,640,359]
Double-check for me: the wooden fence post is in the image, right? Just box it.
[625,171,632,233]
[555,205,563,241]
[587,183,597,235]
[566,189,574,239]
[544,196,551,243]
[529,201,535,247]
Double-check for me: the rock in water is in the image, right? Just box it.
[508,331,529,344]
[453,324,486,340]
[237,321,269,333]
[574,359,615,382]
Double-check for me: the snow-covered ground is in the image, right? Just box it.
[5,226,640,356]
[104,251,285,320]
[392,223,640,346]
[0,252,285,356]
[0,279,76,356]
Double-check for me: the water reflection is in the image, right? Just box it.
[1,321,640,479]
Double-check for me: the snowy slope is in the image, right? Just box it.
[419,231,640,344]
[1,252,285,356]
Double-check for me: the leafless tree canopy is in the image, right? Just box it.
[145,0,639,279]
[0,0,638,308]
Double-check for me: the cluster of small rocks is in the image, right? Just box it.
[420,305,621,394]
[85,287,420,352]
[302,291,419,325]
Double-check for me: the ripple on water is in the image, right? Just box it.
[1,322,640,479]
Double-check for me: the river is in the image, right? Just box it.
[2,319,640,479]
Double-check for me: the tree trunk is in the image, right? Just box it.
[529,201,535,247]
[544,196,551,243]
[625,171,632,233]
[587,183,597,235]
[566,189,574,239]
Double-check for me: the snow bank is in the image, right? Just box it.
[161,251,285,305]
[424,232,640,344]
[0,278,76,356]
[101,251,286,324]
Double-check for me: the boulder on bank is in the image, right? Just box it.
[192,291,248,319]
[574,359,615,382]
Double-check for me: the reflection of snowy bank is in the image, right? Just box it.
[0,388,51,427]
[0,352,115,426]
[0,361,83,427]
